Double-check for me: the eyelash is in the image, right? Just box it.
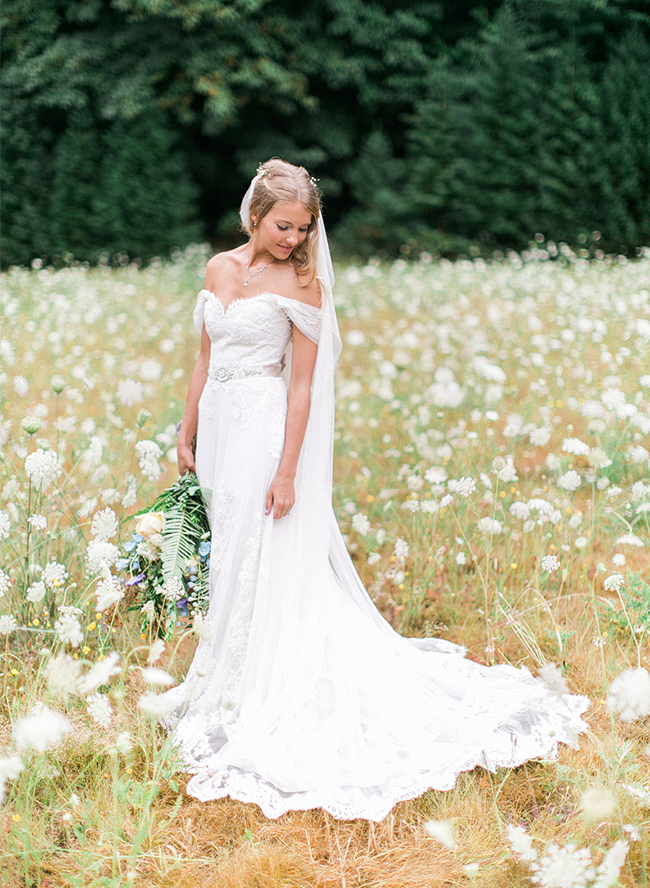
[278,225,308,232]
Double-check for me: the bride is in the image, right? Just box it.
[165,158,588,821]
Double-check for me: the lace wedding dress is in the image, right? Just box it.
[161,285,589,822]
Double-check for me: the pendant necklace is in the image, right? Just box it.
[244,251,271,287]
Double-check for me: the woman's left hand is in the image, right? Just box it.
[265,472,295,519]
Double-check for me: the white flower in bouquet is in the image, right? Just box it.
[161,576,184,602]
[135,511,164,537]
[136,540,161,562]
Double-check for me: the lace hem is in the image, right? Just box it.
[177,694,589,821]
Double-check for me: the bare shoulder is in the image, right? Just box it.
[282,271,323,309]
[204,247,245,290]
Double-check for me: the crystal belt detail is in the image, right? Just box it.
[208,365,281,382]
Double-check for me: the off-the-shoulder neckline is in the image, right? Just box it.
[199,289,321,314]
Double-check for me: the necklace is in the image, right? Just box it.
[244,252,271,287]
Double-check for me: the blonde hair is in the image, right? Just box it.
[243,158,321,285]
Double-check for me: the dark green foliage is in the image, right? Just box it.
[1,0,649,264]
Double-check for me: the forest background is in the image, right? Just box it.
[2,0,650,268]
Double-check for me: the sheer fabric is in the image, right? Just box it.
[161,287,589,822]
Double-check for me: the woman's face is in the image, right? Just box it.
[253,201,312,260]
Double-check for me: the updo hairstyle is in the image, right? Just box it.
[243,158,322,285]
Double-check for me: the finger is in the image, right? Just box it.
[265,490,274,516]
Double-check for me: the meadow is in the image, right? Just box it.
[1,244,649,887]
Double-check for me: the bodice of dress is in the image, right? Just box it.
[194,290,321,380]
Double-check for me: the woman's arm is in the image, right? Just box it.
[177,323,211,475]
[265,325,318,519]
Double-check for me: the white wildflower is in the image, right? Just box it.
[122,473,137,508]
[423,819,456,850]
[506,824,537,863]
[440,494,453,508]
[367,552,381,565]
[0,755,24,804]
[457,477,476,497]
[161,577,184,602]
[580,786,615,824]
[627,444,649,464]
[401,499,420,512]
[116,378,144,406]
[86,693,113,728]
[477,518,503,535]
[78,652,121,695]
[351,513,371,535]
[0,614,17,634]
[529,427,551,447]
[90,507,118,541]
[455,552,467,566]
[95,574,124,612]
[591,840,629,888]
[86,539,120,575]
[24,448,62,486]
[538,663,569,696]
[147,638,166,664]
[529,843,593,887]
[14,703,73,752]
[557,470,581,491]
[394,538,409,560]
[425,466,447,485]
[115,732,133,755]
[612,553,626,566]
[0,570,11,598]
[575,537,588,549]
[42,561,69,588]
[135,440,163,481]
[0,510,10,541]
[496,458,518,483]
[541,554,560,573]
[26,580,46,603]
[601,389,626,412]
[192,612,211,640]
[28,514,47,530]
[13,375,29,396]
[138,691,177,717]
[607,668,650,721]
[615,533,644,547]
[603,574,624,592]
[545,452,562,472]
[569,512,583,529]
[421,500,439,513]
[45,653,82,700]
[509,502,530,520]
[561,437,590,456]
[140,667,175,687]
[54,606,84,648]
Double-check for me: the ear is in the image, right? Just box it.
[250,214,258,228]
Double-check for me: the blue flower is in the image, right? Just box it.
[198,541,211,558]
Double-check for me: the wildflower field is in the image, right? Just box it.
[1,245,650,887]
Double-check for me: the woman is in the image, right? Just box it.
[166,158,588,821]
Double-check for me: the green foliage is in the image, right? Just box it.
[1,0,649,263]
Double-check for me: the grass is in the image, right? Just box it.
[0,244,649,886]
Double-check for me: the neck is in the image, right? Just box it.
[248,235,274,267]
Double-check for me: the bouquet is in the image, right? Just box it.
[117,472,211,639]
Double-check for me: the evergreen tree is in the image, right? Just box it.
[94,111,201,259]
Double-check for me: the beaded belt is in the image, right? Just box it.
[207,365,281,382]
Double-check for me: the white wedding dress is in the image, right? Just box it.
[161,284,589,821]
